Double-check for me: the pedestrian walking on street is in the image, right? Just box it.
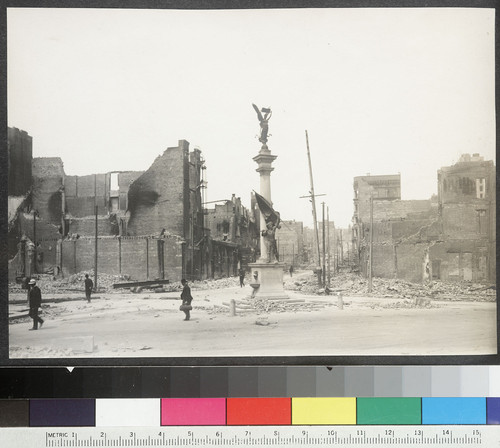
[84,274,94,303]
[180,279,193,321]
[289,265,294,277]
[239,268,245,287]
[28,279,44,330]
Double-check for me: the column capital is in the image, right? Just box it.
[253,151,277,174]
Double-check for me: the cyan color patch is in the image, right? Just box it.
[422,398,486,425]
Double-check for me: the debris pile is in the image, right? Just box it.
[9,271,130,294]
[190,277,240,290]
[156,277,240,294]
[9,273,241,294]
[285,272,495,302]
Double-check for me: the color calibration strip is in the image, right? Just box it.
[0,397,499,427]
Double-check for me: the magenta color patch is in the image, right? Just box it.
[161,398,226,426]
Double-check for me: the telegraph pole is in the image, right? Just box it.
[327,206,331,287]
[94,174,98,290]
[33,210,37,274]
[304,130,324,285]
[94,205,98,290]
[321,202,326,287]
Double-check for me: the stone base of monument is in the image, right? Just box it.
[248,261,289,300]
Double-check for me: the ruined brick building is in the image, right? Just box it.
[204,194,259,275]
[8,129,256,282]
[353,154,496,284]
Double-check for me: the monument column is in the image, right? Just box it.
[253,146,277,262]
[248,104,288,300]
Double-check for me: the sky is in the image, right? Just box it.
[7,7,496,228]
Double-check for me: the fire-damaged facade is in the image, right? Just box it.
[353,154,496,284]
[204,194,260,275]
[8,130,257,282]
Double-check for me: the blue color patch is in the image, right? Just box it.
[422,398,486,425]
[487,398,500,425]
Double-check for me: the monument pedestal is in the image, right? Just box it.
[248,261,289,300]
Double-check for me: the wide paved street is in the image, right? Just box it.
[9,282,497,359]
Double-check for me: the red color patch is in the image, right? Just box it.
[227,398,291,425]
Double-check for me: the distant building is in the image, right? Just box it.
[275,220,304,266]
[304,223,352,272]
[352,174,401,262]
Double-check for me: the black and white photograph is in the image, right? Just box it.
[6,6,496,360]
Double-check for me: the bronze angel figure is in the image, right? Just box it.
[252,103,272,145]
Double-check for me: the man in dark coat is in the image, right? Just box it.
[180,279,193,321]
[239,268,245,287]
[84,274,94,303]
[28,279,44,330]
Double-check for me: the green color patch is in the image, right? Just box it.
[357,398,421,425]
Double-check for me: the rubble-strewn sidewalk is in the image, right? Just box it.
[286,272,496,302]
[9,271,241,296]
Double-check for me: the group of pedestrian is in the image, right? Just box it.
[24,262,298,332]
[25,273,198,331]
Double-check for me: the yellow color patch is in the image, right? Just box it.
[292,397,356,425]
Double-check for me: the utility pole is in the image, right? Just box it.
[94,205,98,290]
[368,192,374,293]
[33,210,37,274]
[94,174,98,290]
[321,202,326,287]
[327,207,331,287]
[304,130,323,285]
[191,210,195,280]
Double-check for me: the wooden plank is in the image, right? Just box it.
[113,279,170,289]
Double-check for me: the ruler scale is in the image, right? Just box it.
[2,426,498,448]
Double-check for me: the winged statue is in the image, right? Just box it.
[252,103,272,145]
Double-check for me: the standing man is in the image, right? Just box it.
[84,274,93,303]
[180,279,193,321]
[239,268,245,287]
[28,279,44,330]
